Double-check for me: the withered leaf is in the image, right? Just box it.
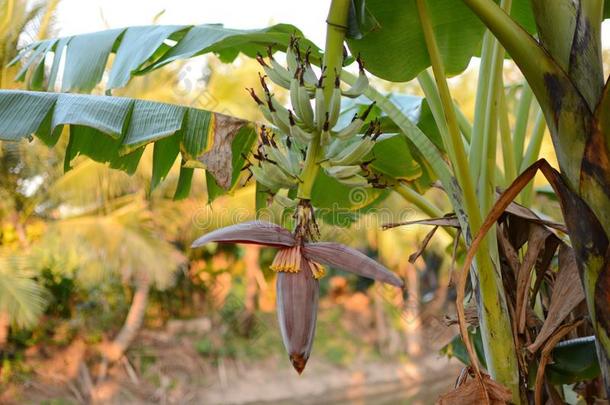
[408,225,439,263]
[516,225,550,333]
[382,215,460,230]
[528,244,584,353]
[437,373,511,405]
[198,113,247,189]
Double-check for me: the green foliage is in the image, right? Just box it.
[346,0,536,82]
[11,24,321,92]
[0,90,256,198]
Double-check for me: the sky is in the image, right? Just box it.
[54,1,610,53]
[55,0,330,47]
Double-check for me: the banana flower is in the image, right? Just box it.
[192,220,403,373]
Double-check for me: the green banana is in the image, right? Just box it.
[297,78,314,127]
[327,80,342,129]
[288,68,314,128]
[265,161,297,186]
[265,95,291,135]
[286,37,301,76]
[265,140,300,177]
[314,86,326,130]
[256,53,291,89]
[274,193,297,208]
[325,137,357,159]
[247,88,275,123]
[335,174,370,187]
[328,137,374,166]
[325,165,362,179]
[334,117,364,140]
[289,75,304,122]
[250,165,283,190]
[342,58,368,98]
[289,111,314,143]
[302,49,318,85]
[333,102,375,139]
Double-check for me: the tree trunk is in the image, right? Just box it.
[0,311,9,350]
[243,245,260,316]
[403,261,421,357]
[97,275,150,382]
[241,245,260,336]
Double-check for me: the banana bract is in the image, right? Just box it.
[191,220,403,373]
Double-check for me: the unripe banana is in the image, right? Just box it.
[274,193,297,208]
[342,57,369,98]
[314,86,326,130]
[335,174,370,187]
[297,80,314,127]
[266,162,297,186]
[334,118,364,140]
[256,53,291,89]
[333,101,376,139]
[325,165,362,179]
[286,37,301,75]
[266,96,291,135]
[247,88,274,123]
[265,141,300,176]
[288,111,314,143]
[289,74,304,122]
[270,109,291,135]
[250,165,283,190]
[302,49,318,86]
[328,138,375,166]
[327,85,342,129]
[325,137,356,159]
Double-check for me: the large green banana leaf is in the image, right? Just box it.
[0,90,257,199]
[346,0,536,82]
[10,23,321,93]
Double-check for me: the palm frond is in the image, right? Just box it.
[0,254,47,328]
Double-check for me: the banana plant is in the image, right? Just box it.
[3,0,610,402]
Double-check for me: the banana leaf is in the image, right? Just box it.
[0,90,256,199]
[10,23,321,93]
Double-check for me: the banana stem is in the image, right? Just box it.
[498,86,516,186]
[297,0,350,200]
[416,0,520,401]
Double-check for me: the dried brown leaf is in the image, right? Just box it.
[528,245,584,352]
[382,216,459,230]
[530,235,561,307]
[516,225,550,333]
[408,225,439,263]
[198,113,247,189]
[503,199,568,234]
[534,319,584,405]
[497,225,521,277]
[456,159,583,381]
[437,373,511,405]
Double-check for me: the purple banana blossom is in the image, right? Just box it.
[192,220,403,373]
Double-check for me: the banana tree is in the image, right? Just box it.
[3,0,610,402]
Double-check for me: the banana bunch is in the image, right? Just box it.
[247,37,383,193]
[248,126,300,191]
